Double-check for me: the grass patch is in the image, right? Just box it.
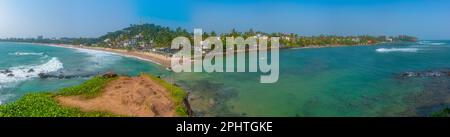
[0,74,189,117]
[431,107,450,117]
[144,74,189,117]
[0,76,119,117]
[0,93,117,117]
[57,76,117,98]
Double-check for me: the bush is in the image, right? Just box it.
[431,107,450,117]
[0,93,116,117]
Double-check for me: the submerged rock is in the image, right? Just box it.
[102,72,118,78]
[38,72,96,79]
[424,71,443,77]
[400,71,450,78]
[7,73,14,77]
[1,69,12,74]
[401,72,417,77]
[27,69,35,73]
[38,73,49,79]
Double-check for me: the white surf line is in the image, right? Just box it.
[36,43,164,66]
[376,48,419,53]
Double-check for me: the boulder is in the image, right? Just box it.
[102,72,118,78]
[401,72,417,77]
[7,73,14,77]
[1,69,12,74]
[38,73,49,79]
[27,69,35,73]
[424,71,442,77]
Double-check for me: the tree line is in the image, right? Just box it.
[1,23,418,49]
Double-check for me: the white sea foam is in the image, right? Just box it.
[408,45,425,48]
[376,48,419,53]
[73,48,121,70]
[9,52,46,56]
[429,43,446,45]
[418,41,446,45]
[74,48,119,56]
[43,44,162,66]
[0,57,64,87]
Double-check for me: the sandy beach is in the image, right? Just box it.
[45,43,172,68]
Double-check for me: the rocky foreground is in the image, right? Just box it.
[57,73,184,117]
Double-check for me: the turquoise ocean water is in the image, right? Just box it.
[1,41,450,116]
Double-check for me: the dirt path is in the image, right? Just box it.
[56,76,177,117]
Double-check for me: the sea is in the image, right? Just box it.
[1,41,450,116]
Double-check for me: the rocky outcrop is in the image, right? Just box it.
[102,71,118,78]
[183,93,194,117]
[27,69,35,73]
[0,69,12,74]
[38,72,97,79]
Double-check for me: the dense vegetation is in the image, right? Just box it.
[0,93,116,117]
[0,23,418,50]
[0,77,118,117]
[431,107,450,117]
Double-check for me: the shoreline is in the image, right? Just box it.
[45,44,172,68]
[10,42,388,68]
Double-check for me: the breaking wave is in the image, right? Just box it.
[429,43,446,45]
[376,48,419,53]
[9,52,46,56]
[0,57,64,87]
[73,48,121,70]
[418,41,446,45]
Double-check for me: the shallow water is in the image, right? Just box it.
[1,41,450,116]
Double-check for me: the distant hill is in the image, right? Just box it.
[1,23,418,49]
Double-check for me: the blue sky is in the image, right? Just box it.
[0,0,449,39]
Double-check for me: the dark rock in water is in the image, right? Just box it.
[38,72,96,79]
[7,73,14,77]
[38,73,49,79]
[157,76,161,79]
[1,69,12,74]
[27,69,35,73]
[183,95,194,117]
[102,72,118,78]
[400,71,448,78]
[401,72,418,77]
[424,71,443,77]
